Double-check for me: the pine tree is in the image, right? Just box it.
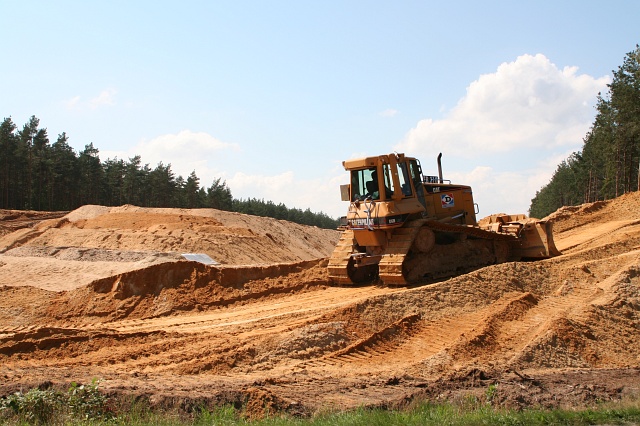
[0,117,18,208]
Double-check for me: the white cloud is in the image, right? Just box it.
[229,171,295,196]
[64,95,81,109]
[379,108,399,117]
[101,130,240,188]
[89,88,117,109]
[99,130,351,216]
[64,88,118,110]
[228,170,347,217]
[137,130,239,161]
[447,166,553,217]
[397,54,609,157]
[395,53,609,215]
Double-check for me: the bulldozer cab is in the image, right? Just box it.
[341,153,480,229]
[348,157,415,202]
[340,154,428,235]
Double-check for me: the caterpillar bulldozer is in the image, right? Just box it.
[327,152,560,285]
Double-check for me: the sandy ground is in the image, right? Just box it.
[1,196,640,417]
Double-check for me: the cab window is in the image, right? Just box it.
[350,168,378,201]
[398,162,413,196]
[382,163,413,197]
[409,160,422,187]
[382,164,393,197]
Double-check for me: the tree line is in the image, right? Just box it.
[0,116,338,229]
[530,45,640,218]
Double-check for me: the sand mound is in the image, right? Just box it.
[0,205,339,291]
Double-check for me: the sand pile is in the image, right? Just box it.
[0,204,339,291]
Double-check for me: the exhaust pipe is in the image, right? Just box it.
[437,153,443,184]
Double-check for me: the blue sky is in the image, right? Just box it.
[3,1,638,218]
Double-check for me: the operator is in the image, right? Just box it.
[366,170,392,200]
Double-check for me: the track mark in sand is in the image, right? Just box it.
[499,285,601,352]
[442,283,604,367]
[304,309,488,370]
[105,285,402,335]
[331,313,423,361]
[304,289,591,372]
[0,325,167,359]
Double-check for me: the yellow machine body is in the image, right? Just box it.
[328,153,560,285]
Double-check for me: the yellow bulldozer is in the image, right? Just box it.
[328,152,560,285]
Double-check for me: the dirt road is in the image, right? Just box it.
[1,196,639,416]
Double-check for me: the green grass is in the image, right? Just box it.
[2,383,640,425]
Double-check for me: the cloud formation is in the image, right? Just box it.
[379,108,399,117]
[137,130,240,161]
[64,88,118,110]
[101,130,241,190]
[397,54,609,157]
[226,170,345,215]
[394,54,609,215]
[89,89,117,109]
[228,171,295,199]
[100,130,343,215]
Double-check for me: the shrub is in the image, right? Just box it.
[67,378,113,420]
[0,378,112,424]
[0,387,61,424]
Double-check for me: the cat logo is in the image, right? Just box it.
[441,193,455,208]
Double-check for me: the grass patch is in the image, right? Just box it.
[2,382,640,425]
[307,402,640,426]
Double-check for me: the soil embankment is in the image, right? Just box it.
[1,196,639,416]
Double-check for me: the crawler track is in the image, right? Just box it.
[326,230,357,284]
[328,219,517,285]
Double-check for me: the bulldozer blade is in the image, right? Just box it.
[514,220,561,259]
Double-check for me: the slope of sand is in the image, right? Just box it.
[0,205,339,291]
[1,195,640,417]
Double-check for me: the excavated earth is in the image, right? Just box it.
[1,198,640,417]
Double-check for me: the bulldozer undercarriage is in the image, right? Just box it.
[327,219,518,286]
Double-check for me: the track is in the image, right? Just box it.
[328,219,517,285]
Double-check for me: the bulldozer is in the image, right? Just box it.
[328,152,560,285]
